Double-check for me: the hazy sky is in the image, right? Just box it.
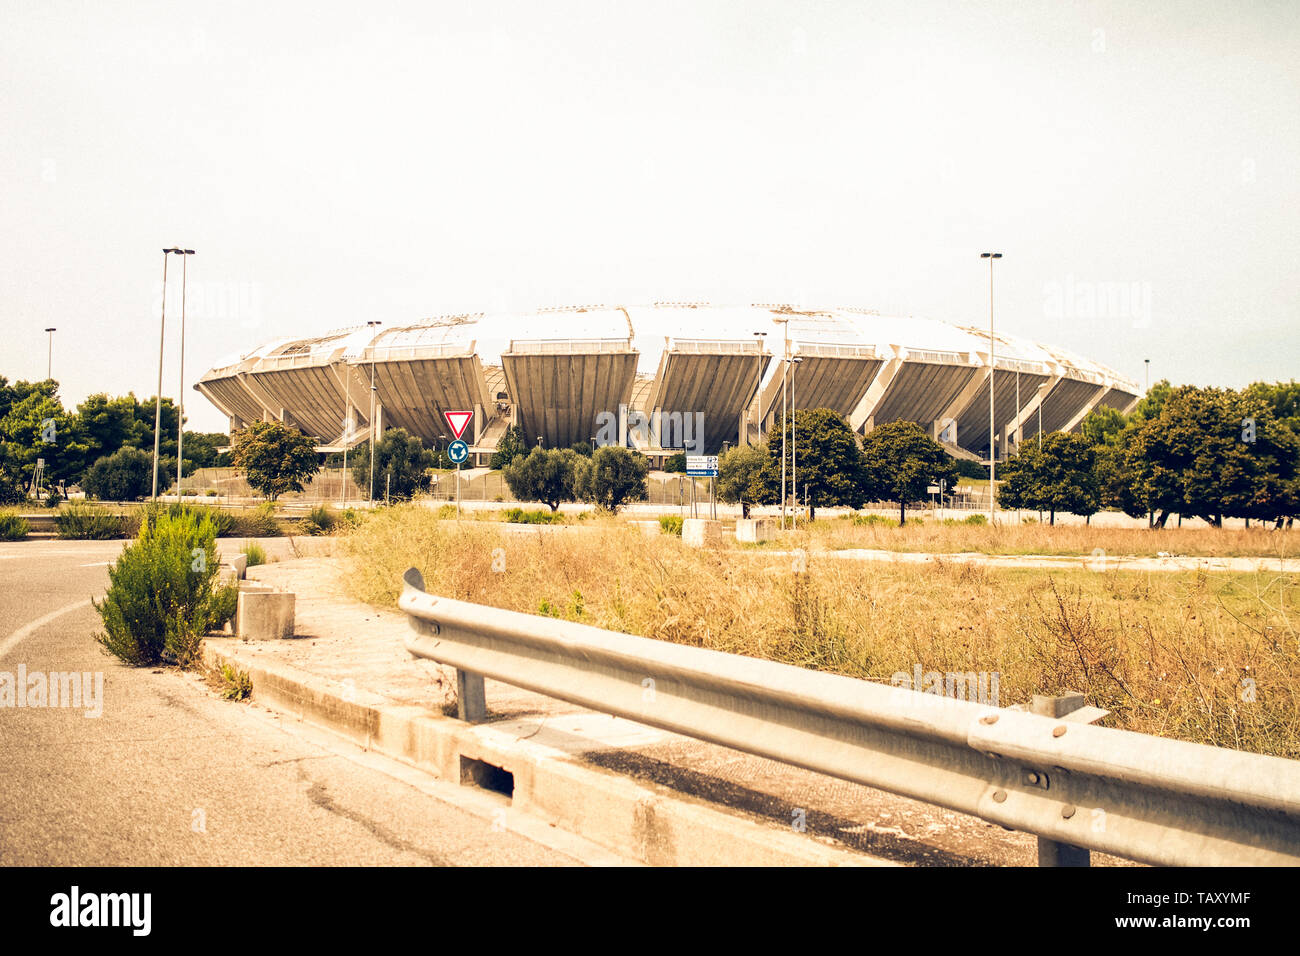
[3,1,1297,432]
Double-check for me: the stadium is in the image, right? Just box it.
[195,303,1141,466]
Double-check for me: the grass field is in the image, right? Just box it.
[803,515,1298,559]
[342,504,1300,758]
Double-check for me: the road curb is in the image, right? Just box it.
[201,639,889,867]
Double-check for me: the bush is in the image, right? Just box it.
[94,508,237,667]
[45,490,63,508]
[663,452,687,473]
[659,515,684,535]
[963,513,988,526]
[502,507,565,525]
[57,502,128,539]
[205,489,219,497]
[0,511,29,540]
[218,662,252,700]
[850,513,896,527]
[81,447,154,501]
[301,504,337,536]
[241,542,267,567]
[226,502,280,537]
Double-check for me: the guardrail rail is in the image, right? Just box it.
[399,567,1300,867]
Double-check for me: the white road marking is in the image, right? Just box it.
[0,599,94,661]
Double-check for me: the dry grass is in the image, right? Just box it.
[805,517,1298,559]
[342,505,1300,758]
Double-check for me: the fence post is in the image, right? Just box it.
[1031,692,1094,867]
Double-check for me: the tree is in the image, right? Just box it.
[503,447,582,511]
[1125,385,1300,527]
[182,432,233,469]
[717,444,769,518]
[229,421,320,500]
[1079,405,1128,447]
[489,425,528,470]
[0,386,89,486]
[350,428,436,500]
[763,408,869,520]
[575,446,648,512]
[663,452,687,473]
[997,432,1100,524]
[0,442,24,505]
[81,447,154,501]
[860,420,959,525]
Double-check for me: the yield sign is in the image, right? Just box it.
[443,409,473,440]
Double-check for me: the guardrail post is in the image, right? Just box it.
[457,670,487,723]
[1032,692,1091,867]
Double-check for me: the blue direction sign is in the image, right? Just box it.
[448,439,469,464]
[686,455,718,477]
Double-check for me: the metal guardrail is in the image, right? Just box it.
[400,566,1300,867]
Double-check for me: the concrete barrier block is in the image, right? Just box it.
[735,518,777,543]
[236,590,295,641]
[226,553,248,579]
[682,519,722,549]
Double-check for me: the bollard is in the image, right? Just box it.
[682,518,722,549]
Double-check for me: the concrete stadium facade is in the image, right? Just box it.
[195,303,1141,465]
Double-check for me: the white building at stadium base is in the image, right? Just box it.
[195,303,1141,466]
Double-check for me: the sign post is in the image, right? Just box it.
[686,456,719,520]
[445,411,474,516]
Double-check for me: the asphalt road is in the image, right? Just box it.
[0,539,603,866]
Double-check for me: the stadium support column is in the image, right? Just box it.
[849,350,903,434]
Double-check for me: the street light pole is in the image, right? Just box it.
[366,320,382,505]
[153,248,182,501]
[750,331,765,450]
[1037,382,1048,451]
[791,355,803,523]
[980,252,1002,523]
[174,249,195,498]
[772,316,790,529]
[44,328,56,380]
[1144,358,1150,394]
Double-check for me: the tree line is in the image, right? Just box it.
[1000,380,1300,527]
[0,378,230,503]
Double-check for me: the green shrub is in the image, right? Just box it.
[81,446,154,501]
[57,502,128,539]
[241,542,267,567]
[502,507,565,525]
[226,501,280,537]
[658,515,684,535]
[301,504,336,536]
[205,489,219,497]
[850,513,896,527]
[94,508,237,667]
[218,662,252,700]
[0,511,29,541]
[436,504,458,519]
[963,513,988,526]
